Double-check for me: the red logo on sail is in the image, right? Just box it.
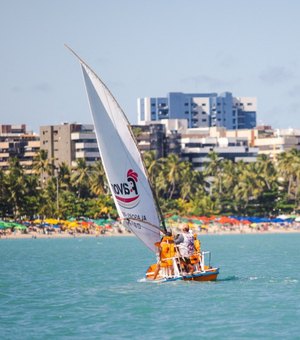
[111,169,140,209]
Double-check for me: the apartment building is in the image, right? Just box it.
[40,123,100,168]
[253,128,300,159]
[138,92,256,130]
[146,119,258,170]
[0,124,40,173]
[131,123,181,159]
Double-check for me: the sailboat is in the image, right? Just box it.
[66,45,219,282]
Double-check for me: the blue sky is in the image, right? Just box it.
[1,0,300,133]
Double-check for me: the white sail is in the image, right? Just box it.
[70,48,164,252]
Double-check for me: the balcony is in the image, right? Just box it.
[75,151,100,158]
[71,132,96,140]
[75,142,99,149]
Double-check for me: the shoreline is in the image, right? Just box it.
[1,227,300,240]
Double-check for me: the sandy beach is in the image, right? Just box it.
[1,222,300,240]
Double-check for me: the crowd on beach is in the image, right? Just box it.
[1,214,300,239]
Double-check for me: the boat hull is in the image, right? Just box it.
[181,268,219,282]
[146,264,219,283]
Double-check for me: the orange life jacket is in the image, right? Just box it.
[160,236,175,267]
[190,236,201,264]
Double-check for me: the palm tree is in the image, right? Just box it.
[33,149,53,186]
[0,168,8,216]
[233,161,265,213]
[90,160,107,196]
[143,151,163,195]
[5,158,26,217]
[203,151,223,196]
[180,163,203,201]
[57,162,72,191]
[21,174,41,218]
[217,159,237,213]
[163,154,185,199]
[277,148,300,206]
[191,190,220,216]
[256,154,278,190]
[71,159,92,198]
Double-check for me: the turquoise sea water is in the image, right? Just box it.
[0,234,300,339]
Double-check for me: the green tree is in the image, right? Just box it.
[33,149,53,186]
[71,159,92,198]
[143,151,163,196]
[90,160,107,196]
[233,161,265,214]
[5,158,26,217]
[0,168,8,216]
[57,162,72,190]
[277,148,300,209]
[162,154,186,199]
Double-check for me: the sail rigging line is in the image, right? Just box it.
[66,44,167,235]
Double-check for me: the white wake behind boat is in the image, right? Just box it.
[67,46,219,282]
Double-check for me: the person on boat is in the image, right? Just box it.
[153,232,175,280]
[190,233,201,271]
[174,225,195,274]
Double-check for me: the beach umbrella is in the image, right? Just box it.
[0,221,12,229]
[198,216,211,223]
[170,215,180,221]
[241,220,251,225]
[39,223,51,228]
[52,224,61,229]
[192,220,203,225]
[93,219,106,226]
[217,216,235,224]
[13,225,27,230]
[67,221,80,228]
[44,218,60,224]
